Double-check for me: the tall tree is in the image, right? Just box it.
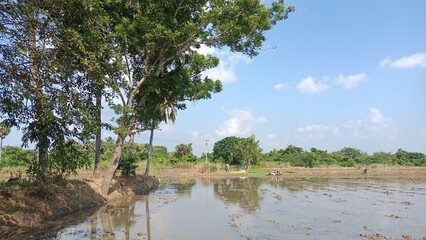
[97,0,294,195]
[50,0,117,178]
[235,135,261,171]
[1,0,63,180]
[0,0,107,180]
[212,136,241,164]
[174,143,193,159]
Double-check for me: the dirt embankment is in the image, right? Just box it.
[0,175,160,238]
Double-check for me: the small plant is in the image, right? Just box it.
[118,154,137,177]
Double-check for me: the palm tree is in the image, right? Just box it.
[0,122,11,162]
[144,100,177,176]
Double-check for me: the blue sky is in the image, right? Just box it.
[4,0,426,156]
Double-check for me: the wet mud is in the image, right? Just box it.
[36,177,426,240]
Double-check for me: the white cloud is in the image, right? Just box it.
[266,134,277,140]
[296,73,367,93]
[297,124,339,139]
[380,52,426,69]
[199,48,252,83]
[274,82,286,91]
[344,108,397,138]
[335,73,368,89]
[216,108,266,137]
[296,76,330,93]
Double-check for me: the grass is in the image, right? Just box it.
[248,168,270,175]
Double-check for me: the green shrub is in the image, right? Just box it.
[118,154,137,177]
[48,141,92,180]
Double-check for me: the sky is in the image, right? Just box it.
[4,0,426,156]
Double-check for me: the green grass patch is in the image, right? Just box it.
[248,168,269,174]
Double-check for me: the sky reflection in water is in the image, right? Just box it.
[56,177,426,240]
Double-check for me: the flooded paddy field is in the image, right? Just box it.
[47,177,426,240]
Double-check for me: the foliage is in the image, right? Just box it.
[167,143,197,164]
[0,179,28,189]
[395,148,426,166]
[234,135,262,170]
[117,154,137,177]
[0,0,104,180]
[181,154,197,163]
[174,143,193,159]
[0,146,37,167]
[262,149,285,162]
[279,145,305,167]
[47,141,92,180]
[97,0,294,195]
[2,140,426,172]
[212,136,241,164]
[0,122,11,139]
[261,145,425,167]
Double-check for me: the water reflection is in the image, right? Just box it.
[170,182,196,196]
[84,196,152,240]
[17,177,426,239]
[214,177,262,212]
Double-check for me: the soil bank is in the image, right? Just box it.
[0,175,160,238]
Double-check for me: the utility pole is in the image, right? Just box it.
[203,139,210,163]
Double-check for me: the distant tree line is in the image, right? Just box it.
[0,138,197,177]
[2,136,424,175]
[212,136,426,168]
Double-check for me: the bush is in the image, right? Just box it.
[0,146,37,167]
[118,154,137,177]
[339,159,356,167]
[182,154,197,162]
[48,141,92,179]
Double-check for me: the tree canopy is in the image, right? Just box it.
[0,0,295,195]
[97,0,294,195]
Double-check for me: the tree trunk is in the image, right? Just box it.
[28,15,48,182]
[146,197,151,239]
[100,135,126,195]
[93,87,102,178]
[38,128,49,181]
[93,130,101,178]
[144,128,154,176]
[0,137,3,162]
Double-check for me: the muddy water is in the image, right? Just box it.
[54,178,425,239]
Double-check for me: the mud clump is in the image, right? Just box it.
[0,175,160,237]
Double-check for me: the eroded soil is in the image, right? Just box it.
[0,175,159,239]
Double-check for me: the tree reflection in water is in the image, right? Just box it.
[89,196,152,240]
[145,196,151,240]
[27,178,426,239]
[214,177,263,212]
